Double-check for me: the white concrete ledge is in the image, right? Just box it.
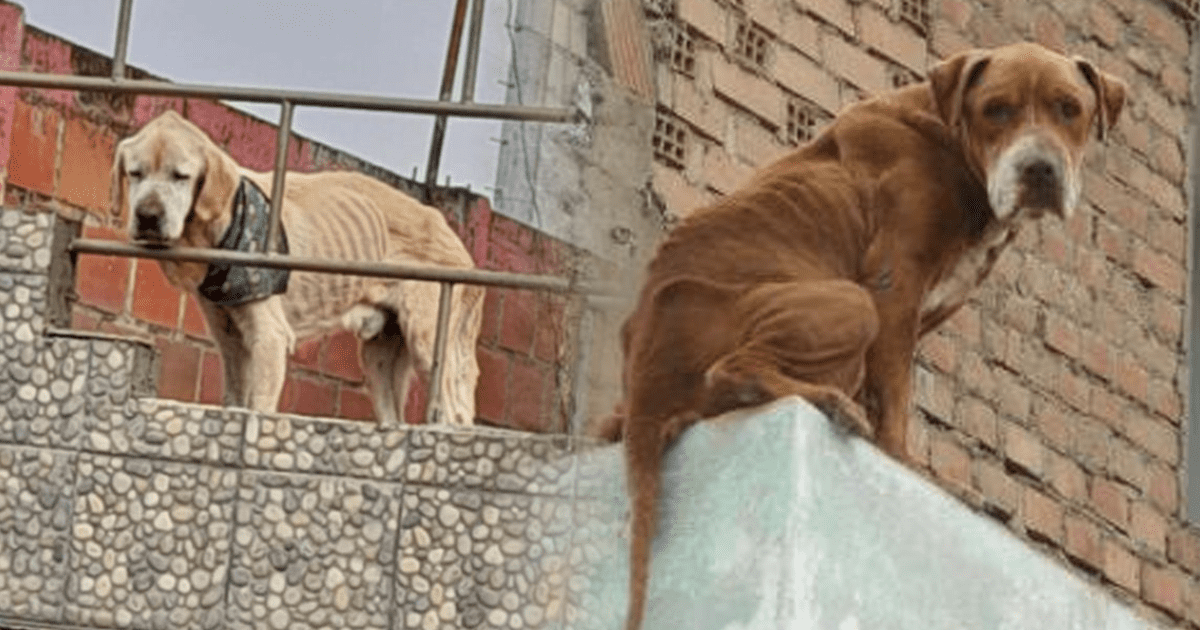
[571,397,1162,630]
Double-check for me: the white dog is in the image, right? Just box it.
[112,110,483,425]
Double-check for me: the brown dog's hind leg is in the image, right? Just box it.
[702,280,880,436]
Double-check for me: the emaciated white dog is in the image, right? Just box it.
[112,110,483,425]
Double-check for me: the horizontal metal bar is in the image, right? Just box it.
[71,239,614,296]
[0,71,578,122]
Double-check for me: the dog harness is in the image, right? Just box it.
[198,177,290,306]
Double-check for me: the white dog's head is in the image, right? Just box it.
[112,110,238,245]
[928,42,1126,222]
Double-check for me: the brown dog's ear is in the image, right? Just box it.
[928,49,991,132]
[192,138,238,225]
[1075,58,1127,141]
[110,140,129,228]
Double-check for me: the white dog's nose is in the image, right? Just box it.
[134,195,167,239]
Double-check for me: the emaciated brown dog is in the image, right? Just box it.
[613,43,1125,630]
[112,110,483,425]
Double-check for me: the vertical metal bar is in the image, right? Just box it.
[265,100,294,254]
[424,0,471,194]
[424,282,456,424]
[460,0,487,103]
[111,0,135,79]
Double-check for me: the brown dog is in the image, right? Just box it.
[614,43,1125,630]
[112,110,484,425]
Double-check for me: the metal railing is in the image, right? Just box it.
[8,0,607,425]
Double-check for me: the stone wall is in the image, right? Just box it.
[0,207,613,630]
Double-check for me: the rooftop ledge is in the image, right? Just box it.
[575,396,1163,630]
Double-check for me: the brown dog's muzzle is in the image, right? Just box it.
[987,132,1078,221]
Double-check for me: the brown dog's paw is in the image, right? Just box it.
[807,388,873,439]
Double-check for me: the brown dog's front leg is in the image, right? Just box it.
[864,319,919,460]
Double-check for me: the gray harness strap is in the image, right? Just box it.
[198,177,290,306]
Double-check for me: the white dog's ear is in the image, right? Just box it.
[928,49,991,134]
[193,140,238,224]
[110,140,129,228]
[1074,58,1127,141]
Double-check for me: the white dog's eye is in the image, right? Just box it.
[127,168,144,180]
[171,169,191,182]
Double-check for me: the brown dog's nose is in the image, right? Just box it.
[1022,160,1056,188]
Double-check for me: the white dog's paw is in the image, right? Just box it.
[342,304,388,340]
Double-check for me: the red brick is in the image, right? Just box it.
[1003,422,1045,480]
[995,371,1031,419]
[181,295,209,339]
[1127,413,1179,465]
[918,332,957,374]
[732,112,788,166]
[1092,477,1129,531]
[534,295,566,363]
[1148,217,1186,265]
[288,377,336,418]
[1147,462,1178,514]
[1167,526,1200,574]
[292,338,322,371]
[1088,2,1121,48]
[798,0,855,35]
[507,359,548,431]
[701,145,753,195]
[1033,398,1072,453]
[1047,454,1087,504]
[944,303,981,346]
[957,397,998,451]
[1139,2,1189,58]
[678,0,726,43]
[1078,329,1110,380]
[1055,367,1091,414]
[155,337,200,402]
[58,116,115,213]
[487,217,537,274]
[914,366,953,423]
[480,288,502,345]
[405,376,429,425]
[672,68,728,141]
[131,260,182,329]
[1133,247,1184,298]
[1102,539,1139,593]
[1031,7,1066,52]
[779,8,820,58]
[1161,64,1188,102]
[198,351,224,405]
[1148,378,1182,424]
[76,225,131,314]
[976,458,1018,519]
[822,34,889,95]
[475,347,509,424]
[1142,562,1185,619]
[322,330,364,383]
[1022,486,1063,544]
[1064,513,1103,571]
[1150,294,1183,343]
[1044,311,1079,359]
[8,100,58,196]
[1131,500,1168,555]
[1114,358,1150,408]
[1108,439,1149,490]
[499,290,537,355]
[1152,138,1185,186]
[859,4,926,71]
[930,433,971,491]
[1072,415,1111,471]
[338,386,375,421]
[712,55,784,127]
[653,163,711,219]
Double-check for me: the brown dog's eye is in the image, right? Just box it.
[1057,99,1081,122]
[982,100,1015,123]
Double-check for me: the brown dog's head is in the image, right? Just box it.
[112,110,237,245]
[928,42,1125,222]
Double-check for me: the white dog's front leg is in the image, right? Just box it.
[227,296,295,412]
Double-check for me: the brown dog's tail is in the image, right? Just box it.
[623,415,667,630]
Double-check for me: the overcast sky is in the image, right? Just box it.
[24,0,517,193]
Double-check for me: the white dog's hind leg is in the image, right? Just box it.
[342,303,389,340]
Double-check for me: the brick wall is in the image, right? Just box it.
[643,0,1197,626]
[3,9,583,433]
